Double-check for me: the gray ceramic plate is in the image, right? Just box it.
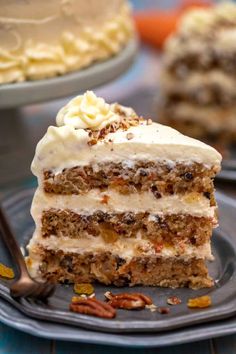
[0,39,137,109]
[0,188,236,338]
[2,295,236,348]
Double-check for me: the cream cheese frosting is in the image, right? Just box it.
[56,91,120,129]
[0,0,134,84]
[179,2,236,36]
[31,188,216,220]
[28,235,213,264]
[31,91,221,177]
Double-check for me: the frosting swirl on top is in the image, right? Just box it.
[56,91,120,130]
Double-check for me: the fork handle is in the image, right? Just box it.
[0,205,29,277]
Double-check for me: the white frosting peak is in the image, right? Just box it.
[56,91,119,129]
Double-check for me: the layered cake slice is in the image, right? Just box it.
[27,91,222,289]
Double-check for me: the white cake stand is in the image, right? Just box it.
[0,39,137,186]
[0,39,138,109]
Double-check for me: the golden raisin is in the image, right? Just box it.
[187,295,211,308]
[0,263,15,279]
[184,192,201,204]
[74,283,94,296]
[101,224,118,243]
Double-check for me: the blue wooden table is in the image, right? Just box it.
[0,321,235,354]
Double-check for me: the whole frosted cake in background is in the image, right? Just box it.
[0,0,133,84]
[159,2,236,146]
[27,91,221,289]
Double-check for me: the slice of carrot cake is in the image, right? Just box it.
[159,2,236,145]
[26,91,222,289]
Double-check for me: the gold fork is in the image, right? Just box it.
[0,205,55,300]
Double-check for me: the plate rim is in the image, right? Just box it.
[1,296,236,347]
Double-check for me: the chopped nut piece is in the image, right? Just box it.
[167,296,182,305]
[86,114,141,145]
[105,291,152,310]
[157,307,170,314]
[88,139,97,146]
[70,297,116,318]
[126,132,134,140]
[0,263,14,279]
[146,304,158,312]
[101,194,109,204]
[187,295,212,308]
[74,283,94,295]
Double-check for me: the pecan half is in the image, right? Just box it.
[70,297,116,318]
[104,291,152,310]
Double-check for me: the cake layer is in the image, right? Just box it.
[0,1,133,83]
[43,161,217,198]
[41,209,214,248]
[27,248,213,289]
[31,189,216,218]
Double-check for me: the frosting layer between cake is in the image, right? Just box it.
[31,188,216,218]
